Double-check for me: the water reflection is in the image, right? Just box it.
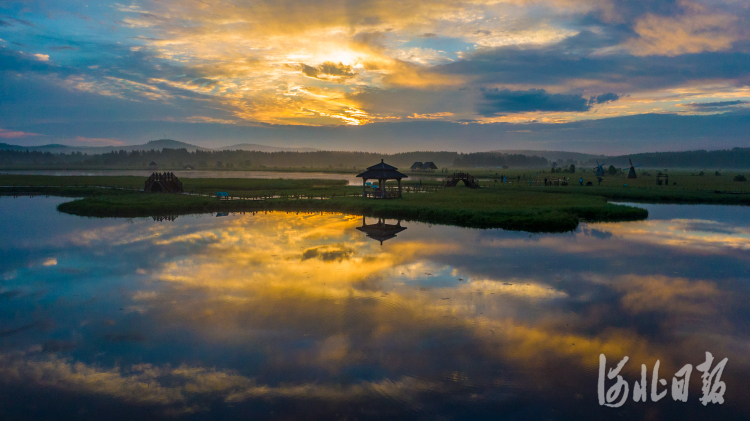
[356,217,407,244]
[152,215,179,222]
[0,198,749,420]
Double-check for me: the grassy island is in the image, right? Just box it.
[1,172,747,232]
[0,174,648,232]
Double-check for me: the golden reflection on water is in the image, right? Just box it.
[2,209,750,416]
[129,213,746,382]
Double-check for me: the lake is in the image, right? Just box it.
[0,198,748,420]
[0,169,364,185]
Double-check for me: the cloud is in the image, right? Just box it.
[479,88,590,116]
[622,5,744,56]
[407,112,454,119]
[613,275,723,316]
[0,128,41,139]
[301,245,355,262]
[300,61,356,81]
[678,100,748,111]
[588,92,620,105]
[1,17,35,27]
[1,0,750,138]
[0,353,438,414]
[73,136,125,146]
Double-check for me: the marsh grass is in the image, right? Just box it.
[9,172,749,231]
[0,175,647,232]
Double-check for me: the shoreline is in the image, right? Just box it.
[4,174,749,233]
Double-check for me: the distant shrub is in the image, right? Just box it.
[734,174,747,182]
[715,171,721,176]
[698,171,704,176]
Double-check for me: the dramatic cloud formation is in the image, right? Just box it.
[479,88,591,115]
[0,0,749,151]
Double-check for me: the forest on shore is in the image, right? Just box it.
[1,145,750,170]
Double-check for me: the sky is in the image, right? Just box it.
[1,0,749,153]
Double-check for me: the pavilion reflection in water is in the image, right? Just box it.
[356,216,407,244]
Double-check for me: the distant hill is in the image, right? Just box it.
[0,143,75,152]
[0,140,319,154]
[0,139,205,154]
[139,139,206,152]
[217,143,319,153]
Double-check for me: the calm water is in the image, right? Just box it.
[0,169,363,185]
[0,198,749,420]
[0,170,448,186]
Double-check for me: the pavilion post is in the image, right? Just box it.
[397,178,402,198]
[363,178,367,197]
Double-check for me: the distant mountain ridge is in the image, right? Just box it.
[217,143,320,152]
[0,140,319,154]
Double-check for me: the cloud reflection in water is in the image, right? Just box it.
[0,200,749,419]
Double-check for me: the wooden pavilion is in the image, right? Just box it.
[357,159,408,199]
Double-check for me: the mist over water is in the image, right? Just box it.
[0,197,749,420]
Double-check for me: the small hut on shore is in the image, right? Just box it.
[422,162,438,172]
[148,162,158,170]
[357,159,407,199]
[145,172,184,193]
[410,161,438,172]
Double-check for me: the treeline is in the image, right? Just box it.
[584,147,750,169]
[453,153,548,167]
[0,149,548,169]
[9,146,749,169]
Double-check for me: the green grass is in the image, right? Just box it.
[48,188,647,232]
[6,172,750,232]
[0,175,349,196]
[9,171,750,231]
[476,171,750,204]
[0,174,647,232]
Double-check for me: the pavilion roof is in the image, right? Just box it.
[356,159,408,179]
[356,221,407,243]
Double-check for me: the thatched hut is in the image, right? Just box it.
[422,162,438,172]
[144,172,184,193]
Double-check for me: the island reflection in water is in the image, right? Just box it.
[0,198,749,420]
